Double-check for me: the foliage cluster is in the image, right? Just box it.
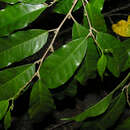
[0,0,129,129]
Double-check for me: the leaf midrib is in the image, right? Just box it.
[0,31,47,56]
[0,4,46,29]
[0,65,34,93]
[43,38,87,83]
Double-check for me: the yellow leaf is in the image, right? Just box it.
[112,15,130,37]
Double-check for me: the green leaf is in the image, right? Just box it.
[115,117,130,130]
[0,3,47,36]
[80,91,127,129]
[84,0,107,32]
[0,100,9,120]
[23,0,46,4]
[54,0,82,14]
[63,92,112,122]
[40,38,88,89]
[62,73,129,122]
[0,29,48,68]
[29,80,55,121]
[0,64,35,100]
[0,0,46,4]
[4,111,11,130]
[98,91,126,129]
[54,80,77,100]
[75,37,99,85]
[63,72,129,123]
[122,39,130,71]
[72,22,89,40]
[96,32,128,77]
[97,54,107,78]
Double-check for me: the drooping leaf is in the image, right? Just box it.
[97,54,107,78]
[72,22,89,40]
[40,38,88,89]
[0,0,46,4]
[53,0,82,14]
[0,3,47,36]
[0,29,48,68]
[0,100,9,120]
[98,91,126,129]
[80,92,127,129]
[29,80,55,121]
[72,22,98,85]
[0,64,35,100]
[112,15,130,37]
[75,37,99,85]
[63,92,112,122]
[64,72,129,124]
[96,32,128,77]
[4,111,11,130]
[115,117,130,130]
[84,0,107,32]
[122,39,130,71]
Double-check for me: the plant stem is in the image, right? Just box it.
[37,0,79,72]
[81,0,103,55]
[112,72,130,94]
[82,0,92,29]
[10,0,79,104]
[124,83,130,107]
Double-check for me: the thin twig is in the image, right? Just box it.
[84,0,88,4]
[37,0,79,72]
[105,13,129,17]
[108,16,114,24]
[81,0,92,29]
[123,83,130,107]
[48,121,74,130]
[46,0,58,7]
[10,0,79,104]
[81,0,102,55]
[70,14,77,23]
[103,3,130,16]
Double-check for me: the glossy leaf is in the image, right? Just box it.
[63,92,112,122]
[0,64,35,100]
[80,92,127,129]
[0,0,46,4]
[97,54,107,78]
[96,32,128,77]
[4,111,11,130]
[64,73,129,123]
[0,100,9,120]
[115,117,130,130]
[29,80,55,121]
[75,38,99,85]
[0,3,47,36]
[84,0,107,32]
[54,0,82,14]
[40,38,88,89]
[72,22,89,40]
[62,73,129,122]
[0,29,48,68]
[98,91,126,129]
[112,15,130,37]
